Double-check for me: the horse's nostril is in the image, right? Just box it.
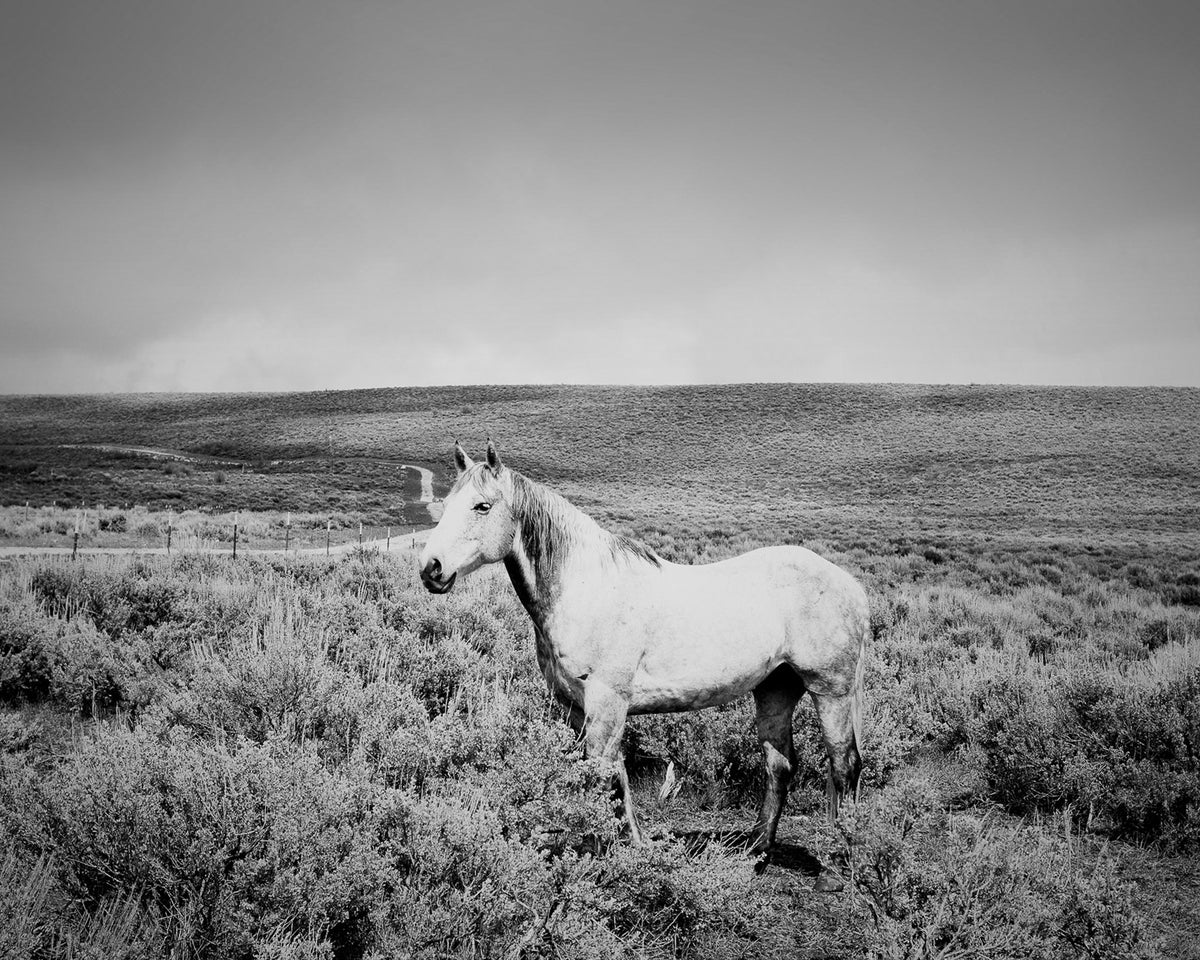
[424,558,442,581]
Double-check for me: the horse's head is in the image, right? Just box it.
[419,440,517,594]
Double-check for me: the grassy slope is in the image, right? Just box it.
[3,384,1197,559]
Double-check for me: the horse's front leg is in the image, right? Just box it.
[582,677,643,843]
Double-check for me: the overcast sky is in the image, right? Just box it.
[2,0,1198,392]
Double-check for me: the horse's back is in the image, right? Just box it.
[666,543,867,628]
[721,543,867,656]
[704,543,862,587]
[621,543,866,710]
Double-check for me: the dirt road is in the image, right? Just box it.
[61,444,439,507]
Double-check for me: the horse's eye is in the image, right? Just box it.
[473,502,492,514]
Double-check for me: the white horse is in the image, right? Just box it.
[419,441,867,869]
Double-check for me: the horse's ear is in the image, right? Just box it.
[485,438,503,474]
[453,441,474,476]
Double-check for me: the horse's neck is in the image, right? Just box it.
[503,548,551,634]
[503,476,602,634]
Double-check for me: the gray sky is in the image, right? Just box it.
[2,0,1198,392]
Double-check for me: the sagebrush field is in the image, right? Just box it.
[1,384,1197,958]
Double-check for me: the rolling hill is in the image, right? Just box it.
[2,384,1196,568]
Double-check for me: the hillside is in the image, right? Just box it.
[2,384,1197,566]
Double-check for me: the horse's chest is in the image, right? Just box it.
[533,617,638,703]
[532,626,589,703]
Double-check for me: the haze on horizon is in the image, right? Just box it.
[2,0,1198,394]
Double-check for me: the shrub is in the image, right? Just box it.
[966,658,1200,846]
[133,518,162,539]
[98,512,127,533]
[836,779,1161,959]
[0,604,56,705]
[0,726,409,958]
[0,851,56,960]
[1164,584,1200,607]
[586,840,759,956]
[626,704,763,807]
[29,565,185,640]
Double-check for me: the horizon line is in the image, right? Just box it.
[2,379,1199,400]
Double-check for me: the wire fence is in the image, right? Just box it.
[0,503,435,559]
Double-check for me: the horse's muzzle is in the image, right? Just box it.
[422,571,456,594]
[420,558,457,594]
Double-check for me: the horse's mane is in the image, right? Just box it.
[509,470,660,575]
[452,465,660,584]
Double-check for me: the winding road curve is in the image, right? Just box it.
[61,444,439,507]
[401,464,435,504]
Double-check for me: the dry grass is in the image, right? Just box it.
[1,551,1181,958]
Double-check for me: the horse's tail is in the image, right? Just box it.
[849,613,868,801]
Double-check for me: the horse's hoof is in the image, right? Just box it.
[745,831,770,856]
[746,834,772,873]
[813,870,845,893]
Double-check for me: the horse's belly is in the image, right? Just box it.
[628,613,784,713]
[628,664,771,713]
[621,562,839,713]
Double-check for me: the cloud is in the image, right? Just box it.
[2,1,1199,391]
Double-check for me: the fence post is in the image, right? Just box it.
[72,511,80,560]
[326,518,331,556]
[358,521,363,548]
[24,501,29,522]
[232,511,239,560]
[386,526,391,552]
[284,512,291,553]
[166,510,173,554]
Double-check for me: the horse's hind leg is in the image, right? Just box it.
[810,691,862,821]
[750,665,804,855]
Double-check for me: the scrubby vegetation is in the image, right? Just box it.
[1,383,1198,956]
[0,542,1193,957]
[0,554,788,958]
